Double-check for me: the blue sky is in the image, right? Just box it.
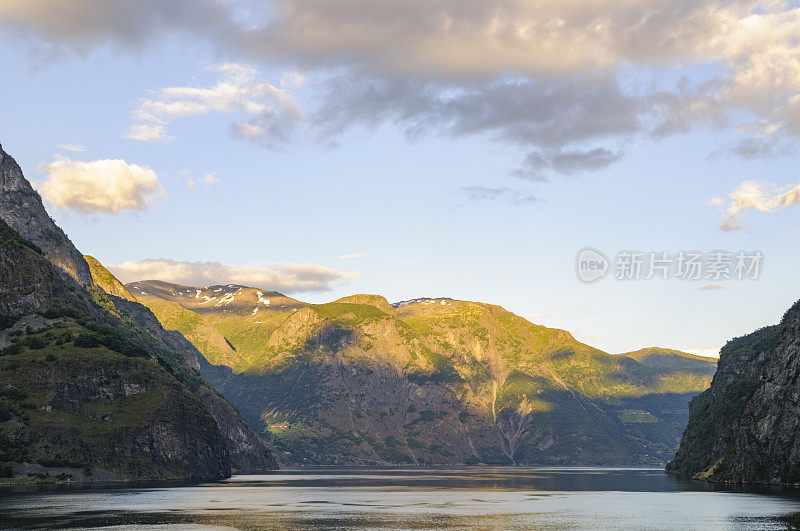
[1,1,799,356]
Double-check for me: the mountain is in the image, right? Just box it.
[667,301,800,484]
[622,348,719,371]
[131,281,717,466]
[0,144,91,286]
[0,144,276,483]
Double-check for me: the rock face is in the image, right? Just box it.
[0,144,92,286]
[667,302,800,484]
[0,144,276,482]
[89,278,280,475]
[133,281,717,466]
[0,218,227,481]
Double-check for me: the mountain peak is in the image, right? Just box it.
[333,294,395,313]
[0,145,92,286]
[84,255,138,302]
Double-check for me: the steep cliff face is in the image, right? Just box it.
[82,261,278,474]
[0,144,276,482]
[667,303,800,484]
[666,324,778,479]
[0,144,92,286]
[0,219,229,481]
[716,302,800,483]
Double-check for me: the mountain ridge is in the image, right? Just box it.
[129,278,716,466]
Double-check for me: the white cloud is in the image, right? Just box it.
[337,252,370,260]
[107,259,357,293]
[696,282,731,291]
[37,156,164,214]
[201,172,219,185]
[57,143,85,152]
[124,123,171,143]
[126,63,302,147]
[711,180,800,231]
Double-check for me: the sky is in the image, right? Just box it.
[1,0,799,356]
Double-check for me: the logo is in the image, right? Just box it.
[576,248,609,283]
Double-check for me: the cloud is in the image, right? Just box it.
[457,186,536,205]
[126,63,302,147]
[310,75,641,177]
[57,143,85,152]
[708,137,794,160]
[0,0,237,54]
[245,0,800,166]
[711,180,800,231]
[695,282,730,291]
[125,123,171,143]
[5,1,800,173]
[37,155,164,214]
[337,252,370,260]
[107,259,356,293]
[516,148,624,180]
[201,172,219,185]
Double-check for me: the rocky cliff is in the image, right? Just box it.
[84,262,279,475]
[0,144,276,482]
[0,144,92,286]
[667,302,800,484]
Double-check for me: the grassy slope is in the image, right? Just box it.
[83,256,137,302]
[133,283,716,465]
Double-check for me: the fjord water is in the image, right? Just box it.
[2,468,799,530]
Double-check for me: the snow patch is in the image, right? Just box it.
[215,292,236,306]
[257,291,271,306]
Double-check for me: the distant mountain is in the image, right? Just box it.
[667,301,800,484]
[622,348,718,371]
[132,281,717,466]
[0,144,276,483]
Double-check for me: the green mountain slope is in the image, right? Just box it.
[83,255,138,302]
[132,281,717,466]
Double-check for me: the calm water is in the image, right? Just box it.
[2,467,800,530]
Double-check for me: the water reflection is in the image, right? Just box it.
[1,467,799,530]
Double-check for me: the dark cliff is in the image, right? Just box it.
[667,302,800,484]
[0,144,276,482]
